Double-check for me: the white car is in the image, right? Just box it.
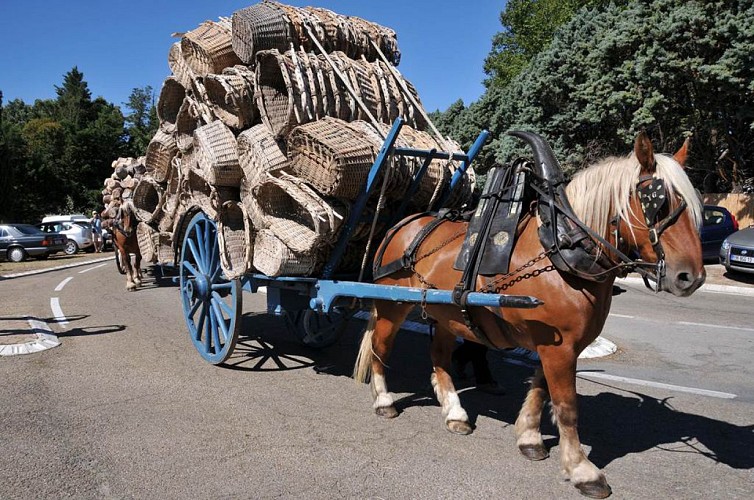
[37,215,94,255]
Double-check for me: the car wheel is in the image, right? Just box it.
[64,240,79,255]
[8,247,27,262]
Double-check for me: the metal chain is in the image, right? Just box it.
[415,229,466,261]
[481,249,556,292]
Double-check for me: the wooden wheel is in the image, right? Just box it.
[179,212,241,364]
[114,249,127,275]
[288,307,352,349]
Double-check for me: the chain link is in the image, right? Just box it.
[481,249,555,292]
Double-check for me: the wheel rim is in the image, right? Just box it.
[9,248,25,262]
[65,241,77,254]
[179,212,241,364]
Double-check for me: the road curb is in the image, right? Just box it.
[0,256,114,280]
[616,275,754,296]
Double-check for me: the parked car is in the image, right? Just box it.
[700,205,738,260]
[0,223,67,262]
[38,215,94,255]
[720,226,754,275]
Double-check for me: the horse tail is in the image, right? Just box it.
[353,305,377,383]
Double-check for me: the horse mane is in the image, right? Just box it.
[118,200,135,218]
[565,153,702,240]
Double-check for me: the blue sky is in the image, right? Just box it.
[0,1,506,114]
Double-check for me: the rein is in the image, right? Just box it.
[533,171,687,292]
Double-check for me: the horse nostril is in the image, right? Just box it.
[675,272,693,289]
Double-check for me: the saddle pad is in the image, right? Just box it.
[453,164,527,275]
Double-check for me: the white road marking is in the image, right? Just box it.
[609,313,634,319]
[677,321,754,333]
[54,277,73,291]
[50,297,69,328]
[577,372,737,399]
[79,262,108,274]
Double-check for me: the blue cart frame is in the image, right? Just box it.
[178,119,542,364]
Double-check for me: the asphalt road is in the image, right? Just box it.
[0,261,752,499]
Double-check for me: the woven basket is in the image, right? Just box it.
[232,1,293,64]
[217,201,252,279]
[145,130,177,183]
[238,124,288,198]
[181,19,242,77]
[156,232,175,265]
[250,171,345,253]
[193,121,242,187]
[176,96,201,153]
[184,168,240,221]
[132,178,164,224]
[136,222,159,264]
[168,42,196,89]
[252,229,318,277]
[254,49,297,138]
[205,65,257,129]
[287,117,378,200]
[157,77,186,134]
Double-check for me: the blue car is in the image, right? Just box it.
[700,205,738,261]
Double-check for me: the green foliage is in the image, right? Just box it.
[124,86,158,156]
[0,68,148,223]
[483,0,620,89]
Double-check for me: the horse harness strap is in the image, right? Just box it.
[372,210,462,282]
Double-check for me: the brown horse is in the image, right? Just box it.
[112,200,143,291]
[353,132,704,498]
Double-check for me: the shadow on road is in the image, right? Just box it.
[221,310,754,472]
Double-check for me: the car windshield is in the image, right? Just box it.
[13,224,45,235]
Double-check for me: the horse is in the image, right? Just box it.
[353,132,704,498]
[112,200,143,291]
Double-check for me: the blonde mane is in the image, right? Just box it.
[565,153,702,240]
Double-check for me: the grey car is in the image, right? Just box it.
[719,226,754,274]
[0,224,67,262]
[37,221,94,255]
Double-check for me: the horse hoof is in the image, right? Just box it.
[575,479,612,499]
[446,420,473,435]
[519,443,549,461]
[375,406,398,419]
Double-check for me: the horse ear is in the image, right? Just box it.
[673,137,691,168]
[634,131,656,174]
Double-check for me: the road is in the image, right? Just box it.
[0,261,752,499]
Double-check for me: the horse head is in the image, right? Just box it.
[621,132,705,296]
[116,200,137,238]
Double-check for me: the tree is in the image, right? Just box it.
[483,0,622,89]
[473,0,754,192]
[124,86,158,156]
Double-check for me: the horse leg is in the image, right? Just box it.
[353,301,413,418]
[121,247,137,291]
[133,251,143,286]
[431,326,472,435]
[541,351,611,499]
[515,366,550,460]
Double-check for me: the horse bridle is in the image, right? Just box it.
[114,207,135,238]
[612,173,688,291]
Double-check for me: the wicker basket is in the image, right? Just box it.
[132,178,164,224]
[145,130,177,183]
[184,168,239,221]
[168,42,196,89]
[232,1,293,64]
[176,96,201,153]
[136,222,159,264]
[254,49,297,138]
[250,171,345,253]
[217,201,252,279]
[181,19,242,77]
[205,65,257,129]
[287,117,379,200]
[156,232,175,265]
[193,121,242,187]
[252,229,318,277]
[157,77,186,134]
[238,124,288,199]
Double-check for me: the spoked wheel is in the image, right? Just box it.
[288,307,353,349]
[179,212,241,364]
[114,249,127,275]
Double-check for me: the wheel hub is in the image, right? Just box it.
[193,274,211,300]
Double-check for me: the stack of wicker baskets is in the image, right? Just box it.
[103,0,475,277]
